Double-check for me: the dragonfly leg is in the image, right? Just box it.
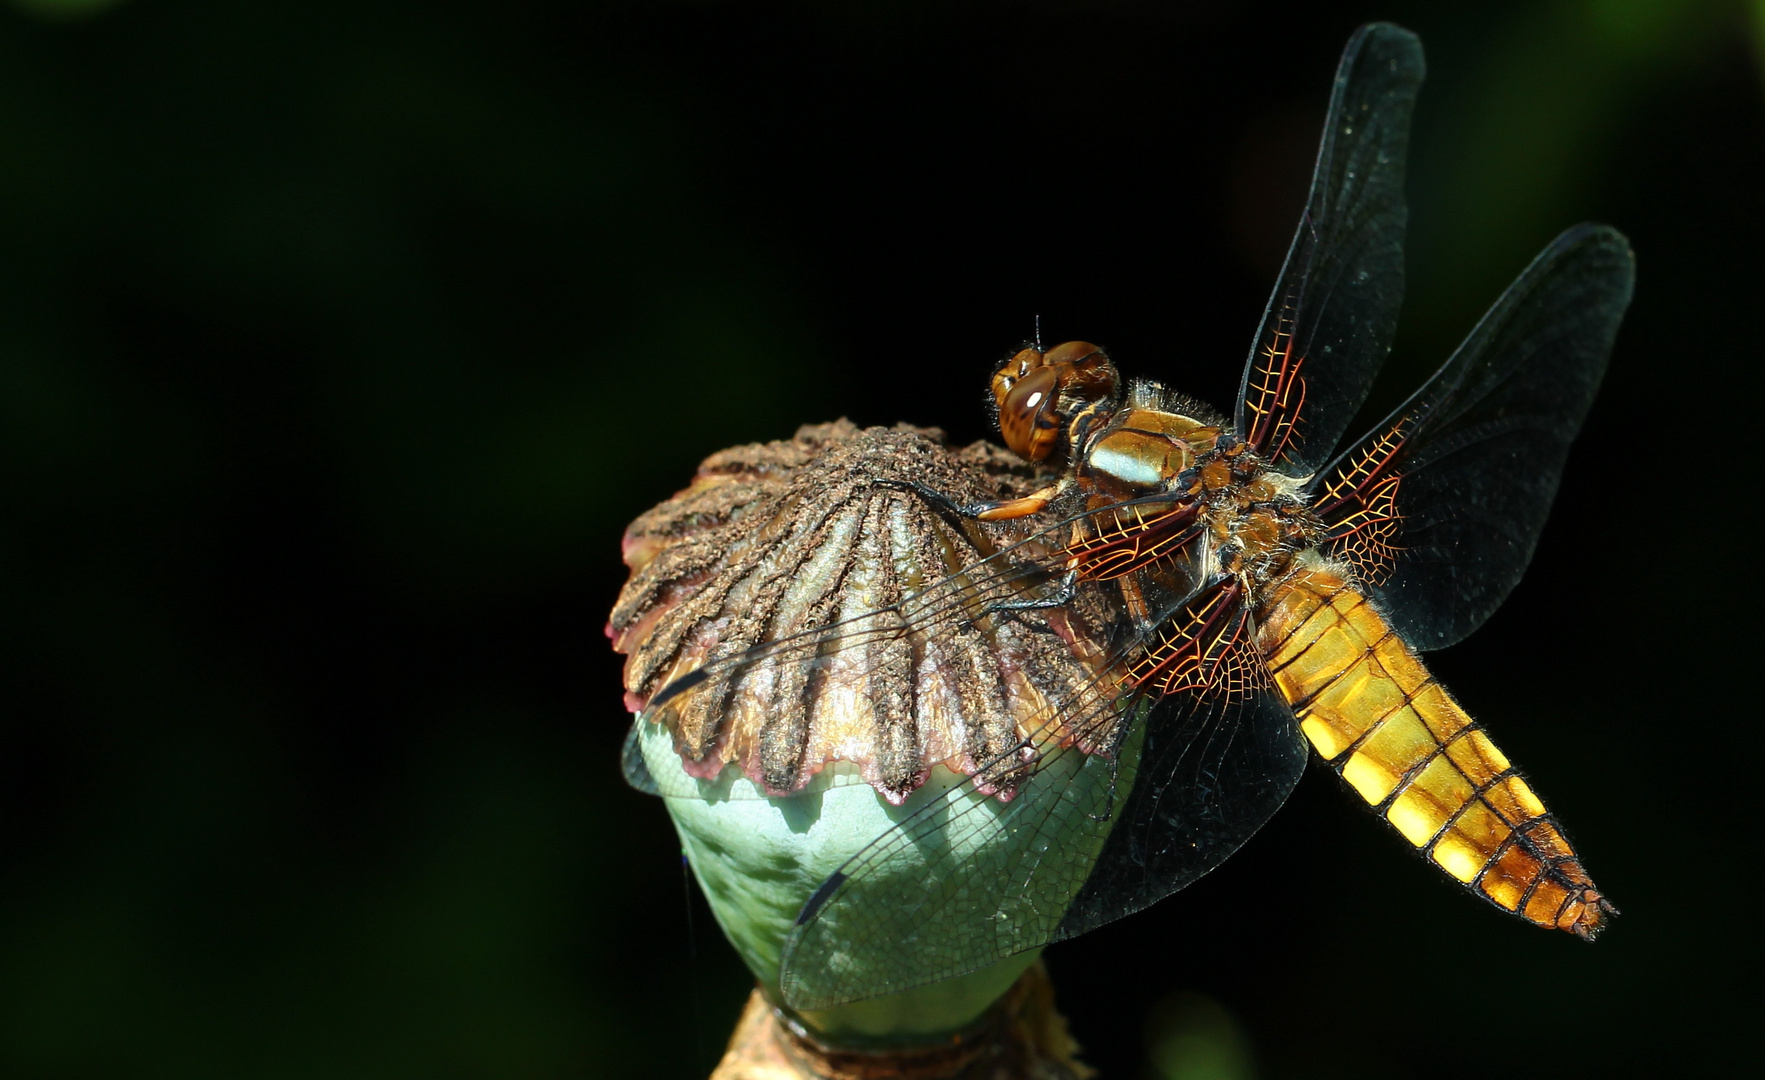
[985,568,1077,613]
[872,478,1062,523]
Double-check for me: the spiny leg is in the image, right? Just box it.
[871,477,1063,523]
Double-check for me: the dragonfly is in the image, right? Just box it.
[617,22,1633,1011]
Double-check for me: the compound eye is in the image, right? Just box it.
[998,365,1062,462]
[1006,345,1044,375]
[990,346,1043,409]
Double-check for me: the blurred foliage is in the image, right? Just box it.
[6,0,127,22]
[1144,993,1255,1080]
[0,1,1758,1078]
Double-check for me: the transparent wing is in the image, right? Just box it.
[1236,22,1424,477]
[776,579,1306,1010]
[1051,686,1307,940]
[623,493,1203,801]
[1309,223,1635,648]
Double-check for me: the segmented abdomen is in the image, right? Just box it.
[1256,562,1613,938]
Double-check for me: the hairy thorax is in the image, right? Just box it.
[1070,379,1322,598]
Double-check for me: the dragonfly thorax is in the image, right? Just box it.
[1072,378,1222,499]
[1055,372,1321,589]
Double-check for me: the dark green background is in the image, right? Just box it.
[1,1,1757,1077]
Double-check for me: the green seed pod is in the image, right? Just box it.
[611,422,1122,1041]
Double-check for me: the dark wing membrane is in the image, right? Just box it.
[622,723,663,795]
[776,583,1305,1010]
[1236,23,1424,477]
[623,494,1203,801]
[1053,685,1307,941]
[1310,224,1635,649]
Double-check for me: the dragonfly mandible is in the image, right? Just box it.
[613,22,1633,1012]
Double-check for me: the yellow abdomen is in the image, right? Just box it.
[1257,563,1613,938]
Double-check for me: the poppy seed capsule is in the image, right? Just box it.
[611,420,1121,804]
[610,421,1122,1038]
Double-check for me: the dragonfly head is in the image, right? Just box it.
[990,340,1119,464]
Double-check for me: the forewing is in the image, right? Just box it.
[623,494,1201,801]
[777,581,1305,1009]
[622,723,663,795]
[1310,224,1635,648]
[621,535,1062,800]
[1237,23,1424,477]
